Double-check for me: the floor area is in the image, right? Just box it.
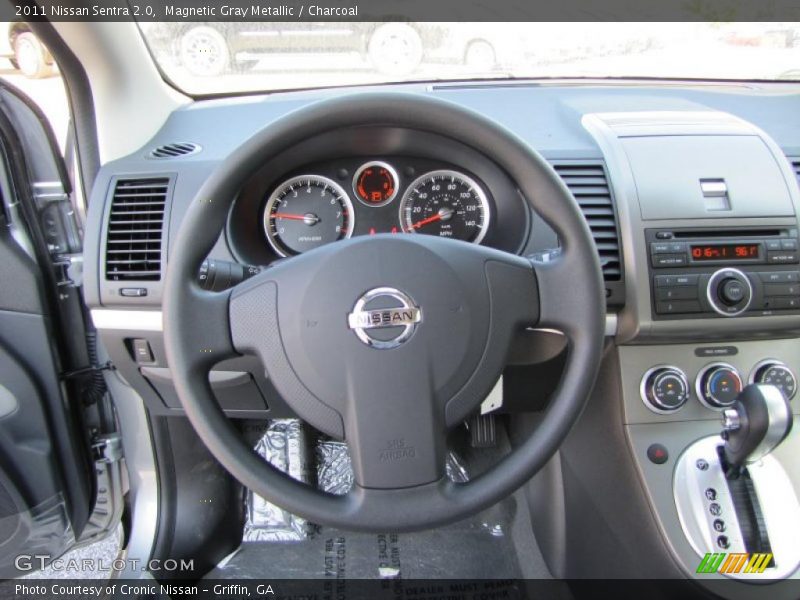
[209,488,551,580]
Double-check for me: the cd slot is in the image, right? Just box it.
[672,229,784,239]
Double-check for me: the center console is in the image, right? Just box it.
[584,110,800,587]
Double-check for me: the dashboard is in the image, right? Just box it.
[79,79,800,588]
[81,79,800,586]
[81,81,800,402]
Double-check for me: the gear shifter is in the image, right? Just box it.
[721,383,793,478]
[673,382,800,578]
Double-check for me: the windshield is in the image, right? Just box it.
[137,22,800,95]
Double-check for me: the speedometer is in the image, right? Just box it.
[263,175,354,257]
[399,170,490,244]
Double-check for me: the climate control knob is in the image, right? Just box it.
[750,360,797,401]
[641,366,690,413]
[696,363,743,409]
[706,268,752,317]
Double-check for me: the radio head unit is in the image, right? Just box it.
[646,228,800,319]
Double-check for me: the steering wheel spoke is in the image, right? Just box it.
[343,376,446,490]
[341,478,458,528]
[166,286,237,374]
[531,249,604,340]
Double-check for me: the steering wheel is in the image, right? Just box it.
[163,93,605,531]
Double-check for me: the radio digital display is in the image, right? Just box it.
[690,243,760,261]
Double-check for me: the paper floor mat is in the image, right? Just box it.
[218,493,528,580]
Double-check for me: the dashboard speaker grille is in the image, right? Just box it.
[552,162,622,282]
[104,178,169,281]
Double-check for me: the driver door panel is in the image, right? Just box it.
[0,82,93,577]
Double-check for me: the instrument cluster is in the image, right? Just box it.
[227,150,530,267]
[262,159,492,257]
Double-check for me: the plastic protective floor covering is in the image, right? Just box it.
[215,488,549,580]
[220,419,553,584]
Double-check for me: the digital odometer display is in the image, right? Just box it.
[690,243,760,261]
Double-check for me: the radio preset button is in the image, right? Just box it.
[764,283,800,296]
[775,297,800,309]
[656,287,698,301]
[655,274,699,287]
[656,300,702,314]
[759,271,800,283]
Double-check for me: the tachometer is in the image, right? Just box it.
[399,170,490,244]
[263,175,354,256]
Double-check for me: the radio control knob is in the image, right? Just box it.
[719,278,746,306]
[641,367,690,413]
[697,363,743,409]
[751,361,796,401]
[706,268,752,316]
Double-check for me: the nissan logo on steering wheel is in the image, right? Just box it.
[347,287,422,349]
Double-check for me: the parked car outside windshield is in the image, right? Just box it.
[138,22,800,95]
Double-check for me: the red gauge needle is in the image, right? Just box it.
[409,213,442,230]
[271,213,307,221]
[271,212,321,225]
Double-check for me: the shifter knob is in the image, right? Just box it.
[722,384,793,474]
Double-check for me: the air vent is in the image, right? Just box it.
[148,142,201,159]
[552,162,622,282]
[104,178,169,281]
[790,158,800,183]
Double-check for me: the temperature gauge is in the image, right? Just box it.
[353,161,398,207]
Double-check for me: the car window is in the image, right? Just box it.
[0,23,66,149]
[137,22,800,95]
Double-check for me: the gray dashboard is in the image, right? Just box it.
[82,78,800,589]
[83,80,800,308]
[82,81,800,416]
